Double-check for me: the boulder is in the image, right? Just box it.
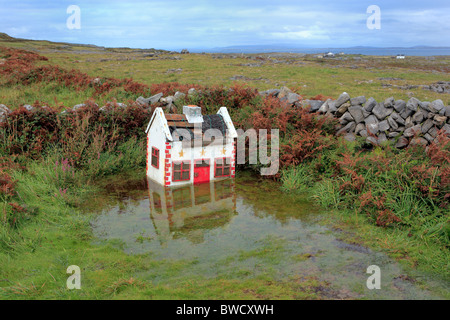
[149,92,164,104]
[406,97,420,111]
[188,88,198,96]
[288,93,303,105]
[174,91,186,101]
[336,121,356,136]
[344,133,356,142]
[355,123,366,135]
[430,99,445,113]
[388,132,400,138]
[379,120,390,132]
[394,100,406,113]
[365,115,379,135]
[404,124,421,138]
[409,137,428,148]
[384,97,395,108]
[364,97,377,112]
[277,86,293,99]
[421,119,434,133]
[339,111,354,125]
[373,102,393,120]
[412,110,424,124]
[378,132,388,144]
[387,117,398,130]
[318,99,331,114]
[335,92,351,108]
[0,104,11,123]
[348,106,365,124]
[72,103,86,111]
[336,102,351,117]
[433,115,447,128]
[395,136,410,149]
[366,136,378,146]
[351,96,366,106]
[400,107,414,119]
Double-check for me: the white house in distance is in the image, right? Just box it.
[145,105,238,187]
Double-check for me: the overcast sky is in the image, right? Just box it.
[1,0,449,50]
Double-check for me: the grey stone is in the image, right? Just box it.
[344,133,356,142]
[387,117,399,130]
[335,92,351,108]
[384,97,395,108]
[336,102,351,117]
[359,130,368,138]
[336,121,356,136]
[366,136,378,145]
[339,111,354,125]
[442,124,450,136]
[328,100,337,113]
[378,133,388,144]
[395,136,410,149]
[409,137,428,147]
[364,97,377,112]
[429,127,438,138]
[23,104,34,111]
[373,102,393,120]
[445,106,450,117]
[430,99,445,113]
[348,106,365,123]
[406,97,420,111]
[396,126,405,133]
[391,112,405,125]
[394,100,406,113]
[277,86,293,99]
[388,132,400,138]
[421,119,434,133]
[136,96,150,105]
[174,91,186,101]
[188,88,197,96]
[405,117,414,129]
[72,103,86,111]
[149,92,164,104]
[351,96,366,106]
[0,104,11,122]
[419,101,431,112]
[308,99,323,111]
[379,120,390,132]
[365,115,379,135]
[160,96,173,105]
[433,115,447,128]
[404,124,421,138]
[400,107,414,119]
[355,123,366,135]
[412,110,424,123]
[362,110,371,118]
[318,99,331,114]
[423,133,434,143]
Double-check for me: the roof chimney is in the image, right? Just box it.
[183,105,203,123]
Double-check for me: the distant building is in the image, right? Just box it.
[396,54,406,59]
[324,52,335,58]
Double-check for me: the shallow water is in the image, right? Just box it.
[90,173,447,299]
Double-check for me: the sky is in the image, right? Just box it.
[1,0,449,50]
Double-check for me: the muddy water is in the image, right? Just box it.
[90,173,446,299]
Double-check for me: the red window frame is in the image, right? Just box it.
[214,157,231,178]
[172,160,191,182]
[151,147,159,169]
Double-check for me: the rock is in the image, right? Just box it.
[406,97,420,111]
[355,123,366,135]
[433,115,447,128]
[160,96,173,105]
[419,101,431,112]
[364,97,377,112]
[147,92,163,104]
[174,91,186,101]
[344,133,356,142]
[277,86,293,99]
[72,103,86,111]
[388,132,400,138]
[362,110,371,118]
[336,102,351,117]
[318,99,331,114]
[339,111,354,125]
[365,115,379,135]
[424,133,434,143]
[394,100,406,113]
[188,88,198,96]
[327,100,337,113]
[336,121,356,136]
[373,102,393,120]
[445,106,450,117]
[0,104,11,122]
[387,117,399,130]
[412,110,424,124]
[348,106,365,124]
[391,112,405,125]
[260,89,280,97]
[429,127,439,138]
[409,137,428,147]
[351,96,366,106]
[421,119,434,133]
[400,107,414,119]
[442,124,450,136]
[136,96,150,106]
[288,93,303,105]
[378,133,388,144]
[430,99,445,113]
[395,136,410,149]
[404,124,421,138]
[379,120,390,132]
[384,97,395,108]
[366,136,378,145]
[115,102,127,108]
[405,117,414,129]
[23,104,34,111]
[359,130,368,138]
[335,92,351,108]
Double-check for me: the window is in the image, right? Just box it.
[173,161,191,181]
[215,158,231,177]
[151,147,159,169]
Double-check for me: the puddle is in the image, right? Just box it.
[90,173,448,299]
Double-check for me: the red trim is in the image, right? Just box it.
[214,157,231,178]
[151,147,160,169]
[172,160,191,182]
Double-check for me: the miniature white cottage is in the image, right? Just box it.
[145,105,238,187]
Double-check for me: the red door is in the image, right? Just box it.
[194,160,210,184]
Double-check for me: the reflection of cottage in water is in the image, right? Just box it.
[148,178,237,245]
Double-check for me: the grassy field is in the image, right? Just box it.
[1,34,449,109]
[0,35,449,300]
